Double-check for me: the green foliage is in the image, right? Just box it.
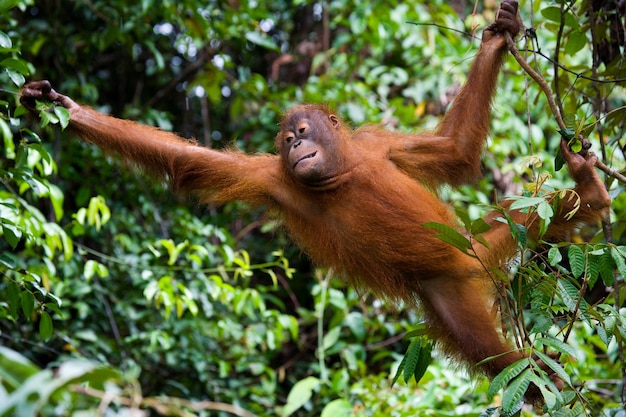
[392,335,433,386]
[0,347,119,417]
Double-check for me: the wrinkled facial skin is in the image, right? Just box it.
[277,108,342,184]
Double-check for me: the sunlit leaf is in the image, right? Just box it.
[320,399,352,417]
[283,376,320,417]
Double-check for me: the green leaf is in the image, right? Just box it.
[511,223,527,249]
[548,246,562,266]
[509,196,544,211]
[536,200,554,221]
[1,57,30,75]
[470,217,491,235]
[455,207,472,231]
[565,30,587,56]
[282,376,320,417]
[53,106,70,130]
[554,151,566,171]
[322,326,341,352]
[610,247,626,285]
[39,311,53,341]
[488,357,528,397]
[402,338,421,382]
[585,253,600,288]
[558,128,576,140]
[535,337,576,358]
[21,291,35,319]
[567,245,585,278]
[2,222,22,249]
[599,249,615,286]
[413,339,432,384]
[0,346,39,390]
[391,349,408,387]
[1,118,15,159]
[501,369,531,414]
[0,30,12,48]
[320,399,352,417]
[345,311,365,341]
[245,31,280,51]
[423,222,472,254]
[540,7,579,27]
[533,351,571,386]
[6,68,24,86]
[557,279,586,312]
[563,114,577,130]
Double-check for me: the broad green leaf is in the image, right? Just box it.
[39,311,53,341]
[0,30,11,48]
[0,346,39,390]
[535,337,576,357]
[282,376,320,417]
[567,245,585,278]
[321,399,352,417]
[402,338,421,382]
[541,7,579,28]
[322,326,341,352]
[413,339,432,383]
[548,246,562,266]
[563,114,577,130]
[53,106,70,130]
[509,197,544,211]
[1,57,29,75]
[20,291,35,319]
[585,253,600,288]
[501,369,531,414]
[511,223,527,249]
[536,200,554,221]
[2,222,22,249]
[470,217,491,235]
[599,249,615,286]
[488,357,528,397]
[610,247,626,284]
[565,31,587,55]
[455,207,472,230]
[533,351,571,386]
[554,151,566,171]
[557,279,587,312]
[558,127,576,140]
[423,222,472,254]
[6,68,24,86]
[345,311,365,341]
[392,349,408,387]
[1,117,15,158]
[245,31,280,51]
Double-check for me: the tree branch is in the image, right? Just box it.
[505,33,626,184]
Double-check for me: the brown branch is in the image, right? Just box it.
[505,33,626,185]
[72,386,260,417]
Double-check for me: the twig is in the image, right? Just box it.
[504,32,626,185]
[72,386,260,417]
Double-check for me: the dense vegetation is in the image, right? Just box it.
[1,0,625,416]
